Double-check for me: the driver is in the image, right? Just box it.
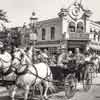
[57,47,68,68]
[74,48,85,65]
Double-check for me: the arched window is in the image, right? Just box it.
[77,22,84,33]
[42,28,46,40]
[93,29,98,41]
[68,22,75,32]
[51,27,55,40]
[98,31,100,41]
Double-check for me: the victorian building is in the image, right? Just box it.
[35,1,100,54]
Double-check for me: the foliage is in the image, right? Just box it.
[0,9,9,23]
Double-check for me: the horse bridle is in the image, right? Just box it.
[14,56,22,64]
[12,54,30,75]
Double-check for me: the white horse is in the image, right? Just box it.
[0,51,16,81]
[12,48,54,100]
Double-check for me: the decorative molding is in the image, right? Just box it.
[37,40,61,45]
[69,32,89,40]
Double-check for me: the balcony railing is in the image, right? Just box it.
[69,32,89,40]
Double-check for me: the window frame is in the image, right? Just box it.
[68,21,75,33]
[42,28,46,40]
[51,27,55,40]
[77,22,84,33]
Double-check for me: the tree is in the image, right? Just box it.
[0,9,9,23]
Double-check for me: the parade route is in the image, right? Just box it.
[49,73,100,100]
[0,74,100,100]
[0,0,99,100]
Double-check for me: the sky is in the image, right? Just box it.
[0,0,100,28]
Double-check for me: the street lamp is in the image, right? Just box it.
[30,11,38,32]
[29,11,38,63]
[29,11,38,46]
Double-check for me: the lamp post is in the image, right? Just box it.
[29,11,38,46]
[30,11,38,63]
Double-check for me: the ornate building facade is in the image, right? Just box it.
[20,1,100,54]
[35,1,100,54]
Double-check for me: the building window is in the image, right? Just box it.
[68,22,75,32]
[42,28,46,40]
[93,30,98,41]
[98,31,100,41]
[94,34,96,40]
[77,22,84,33]
[51,27,55,40]
[98,35,100,41]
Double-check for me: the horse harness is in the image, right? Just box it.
[13,56,29,75]
[29,65,52,84]
[13,54,52,85]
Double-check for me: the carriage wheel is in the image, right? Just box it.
[28,90,33,100]
[65,74,77,99]
[83,72,92,91]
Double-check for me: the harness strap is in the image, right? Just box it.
[14,64,28,75]
[28,64,52,83]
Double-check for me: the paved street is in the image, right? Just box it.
[1,74,100,100]
[49,73,100,100]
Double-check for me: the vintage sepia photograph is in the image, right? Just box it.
[0,0,100,100]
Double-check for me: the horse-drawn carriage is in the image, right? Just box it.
[0,48,96,100]
[50,59,93,99]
